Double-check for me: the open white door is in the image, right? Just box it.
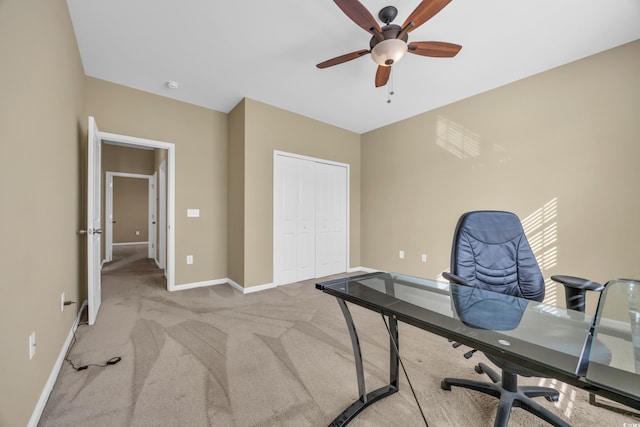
[158,160,167,271]
[87,116,102,325]
[148,175,156,259]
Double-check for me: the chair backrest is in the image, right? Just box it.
[449,211,545,302]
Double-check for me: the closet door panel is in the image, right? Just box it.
[323,163,347,276]
[315,163,332,277]
[296,159,316,281]
[274,155,298,285]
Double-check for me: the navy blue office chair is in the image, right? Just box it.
[440,210,605,427]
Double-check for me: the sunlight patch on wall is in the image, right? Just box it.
[436,115,480,159]
[522,198,559,305]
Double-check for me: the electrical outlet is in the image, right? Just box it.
[186,255,193,264]
[421,254,427,263]
[29,332,36,360]
[61,292,65,311]
[399,250,404,259]
[135,230,140,236]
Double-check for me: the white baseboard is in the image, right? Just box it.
[172,269,377,295]
[28,300,88,427]
[241,281,276,294]
[172,278,229,291]
[172,277,276,295]
[349,266,378,273]
[112,242,149,246]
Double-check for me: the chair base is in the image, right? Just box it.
[441,363,570,427]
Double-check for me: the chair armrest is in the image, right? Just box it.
[442,272,472,287]
[551,275,605,312]
[551,275,605,292]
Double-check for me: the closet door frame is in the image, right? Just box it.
[273,150,350,286]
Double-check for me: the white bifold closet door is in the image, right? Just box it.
[274,154,347,286]
[315,162,347,278]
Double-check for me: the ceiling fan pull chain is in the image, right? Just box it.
[387,68,395,103]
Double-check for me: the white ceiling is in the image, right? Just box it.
[66,0,640,134]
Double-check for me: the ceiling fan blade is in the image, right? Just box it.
[334,0,382,34]
[375,65,391,87]
[402,0,453,32]
[316,50,370,69]
[408,41,462,57]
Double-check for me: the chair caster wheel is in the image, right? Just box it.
[545,394,559,402]
[441,381,451,391]
[475,365,484,374]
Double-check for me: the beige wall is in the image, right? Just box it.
[84,77,228,285]
[112,176,149,243]
[228,100,246,285]
[0,0,86,425]
[103,144,155,175]
[361,40,640,310]
[240,98,361,288]
[103,145,155,244]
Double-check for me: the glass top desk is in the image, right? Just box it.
[587,279,640,413]
[317,272,640,426]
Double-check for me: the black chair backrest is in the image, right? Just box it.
[449,211,545,302]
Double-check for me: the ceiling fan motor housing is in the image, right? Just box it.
[369,24,407,49]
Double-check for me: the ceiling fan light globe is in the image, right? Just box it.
[371,39,407,66]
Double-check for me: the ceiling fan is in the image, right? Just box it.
[317,0,462,88]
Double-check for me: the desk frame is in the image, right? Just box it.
[329,299,399,426]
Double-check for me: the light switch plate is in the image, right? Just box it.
[187,209,200,217]
[29,332,36,360]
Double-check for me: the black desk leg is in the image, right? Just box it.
[330,298,399,427]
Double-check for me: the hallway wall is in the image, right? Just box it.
[0,0,86,425]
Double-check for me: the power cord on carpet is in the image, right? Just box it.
[63,301,122,371]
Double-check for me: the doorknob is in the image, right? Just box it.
[78,229,87,235]
[93,229,102,234]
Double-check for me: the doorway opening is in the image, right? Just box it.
[104,172,154,263]
[99,139,174,288]
[87,116,176,325]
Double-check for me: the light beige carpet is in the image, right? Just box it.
[39,247,638,426]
